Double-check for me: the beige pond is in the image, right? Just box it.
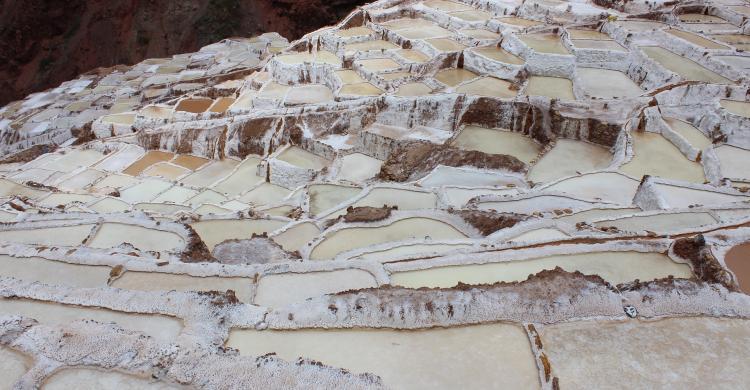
[496,17,543,27]
[336,153,382,183]
[519,33,569,54]
[620,131,705,183]
[0,347,30,390]
[191,219,288,250]
[347,188,436,211]
[0,224,94,247]
[452,126,540,163]
[89,197,131,213]
[122,151,175,176]
[395,49,430,63]
[57,168,106,190]
[0,255,109,287]
[555,208,641,224]
[715,145,750,180]
[640,46,732,84]
[395,82,433,96]
[460,29,501,40]
[227,323,539,390]
[38,193,98,208]
[44,369,186,390]
[276,147,329,170]
[354,242,473,262]
[175,98,213,113]
[528,139,611,183]
[101,113,135,125]
[308,184,362,215]
[455,77,517,98]
[571,39,627,51]
[340,82,384,96]
[152,186,199,204]
[425,38,466,53]
[212,157,264,196]
[285,85,333,105]
[143,162,190,180]
[172,155,209,171]
[678,13,728,23]
[119,179,173,204]
[666,29,729,49]
[541,317,750,389]
[450,9,493,22]
[88,223,185,252]
[442,187,518,208]
[391,251,692,288]
[0,298,181,344]
[180,159,239,188]
[567,29,612,40]
[435,68,478,87]
[653,183,748,208]
[187,189,228,207]
[472,46,524,64]
[577,68,643,99]
[356,58,401,72]
[663,117,711,150]
[208,97,235,113]
[271,222,321,252]
[594,212,716,233]
[112,272,254,303]
[524,76,575,100]
[310,217,467,260]
[720,99,750,117]
[543,172,638,205]
[239,183,290,206]
[254,269,377,307]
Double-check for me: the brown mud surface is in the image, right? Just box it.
[725,242,750,294]
[454,210,527,235]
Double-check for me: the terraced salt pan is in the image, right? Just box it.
[336,153,382,182]
[212,157,264,196]
[509,228,568,242]
[308,184,361,215]
[528,139,611,183]
[89,197,131,213]
[519,33,569,54]
[640,46,732,84]
[666,29,729,49]
[593,212,716,233]
[395,49,430,63]
[310,218,467,260]
[0,298,182,344]
[239,183,290,206]
[285,85,333,105]
[119,179,172,203]
[576,68,643,99]
[91,174,138,191]
[0,347,30,390]
[398,25,454,40]
[472,46,524,64]
[44,369,186,390]
[57,168,106,190]
[567,29,612,40]
[0,255,109,288]
[227,323,539,390]
[0,178,48,199]
[340,188,437,213]
[524,76,575,100]
[543,172,638,205]
[391,251,692,288]
[271,222,320,252]
[354,242,474,262]
[122,151,175,176]
[180,159,238,188]
[425,38,466,53]
[419,166,522,188]
[663,118,711,150]
[39,149,105,172]
[112,272,254,303]
[142,162,190,180]
[620,131,705,183]
[460,29,500,40]
[38,193,98,207]
[340,83,383,96]
[276,147,329,170]
[0,224,94,246]
[191,219,288,250]
[254,269,377,307]
[455,77,517,98]
[435,68,478,87]
[714,145,750,180]
[725,242,750,293]
[88,223,185,252]
[395,82,433,96]
[496,17,542,27]
[720,99,750,117]
[570,39,627,51]
[653,183,748,208]
[541,317,750,389]
[152,186,199,204]
[442,187,518,208]
[452,126,540,163]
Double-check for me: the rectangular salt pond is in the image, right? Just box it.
[0,224,94,246]
[593,212,716,233]
[519,33,570,54]
[88,223,185,252]
[191,219,288,250]
[524,76,575,100]
[276,147,330,170]
[640,46,732,84]
[528,139,611,183]
[452,126,540,163]
[0,298,181,344]
[541,317,750,389]
[254,269,378,307]
[663,117,711,150]
[391,251,692,288]
[0,255,110,288]
[620,131,706,183]
[0,347,30,390]
[576,68,643,99]
[227,323,540,390]
[44,369,186,390]
[112,272,254,303]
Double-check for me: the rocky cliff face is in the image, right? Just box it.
[0,0,367,106]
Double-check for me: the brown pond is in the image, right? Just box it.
[122,151,175,176]
[726,242,750,293]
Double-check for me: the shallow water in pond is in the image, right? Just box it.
[310,217,467,260]
[0,224,94,246]
[620,131,705,183]
[355,242,473,262]
[435,68,478,87]
[212,157,264,196]
[520,33,569,54]
[112,272,254,303]
[44,368,186,390]
[395,82,433,96]
[577,68,643,99]
[191,219,288,250]
[122,151,174,176]
[391,251,691,288]
[276,147,329,170]
[593,212,716,233]
[455,77,517,98]
[472,46,524,64]
[640,46,731,84]
[720,99,750,117]
[254,269,377,307]
[308,184,361,216]
[663,118,711,150]
[0,298,182,344]
[725,242,750,294]
[524,76,575,100]
[226,323,539,390]
[0,255,110,288]
[666,29,729,49]
[271,222,320,252]
[528,139,611,183]
[452,126,540,163]
[0,347,30,390]
[714,145,750,181]
[88,223,185,252]
[180,159,239,188]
